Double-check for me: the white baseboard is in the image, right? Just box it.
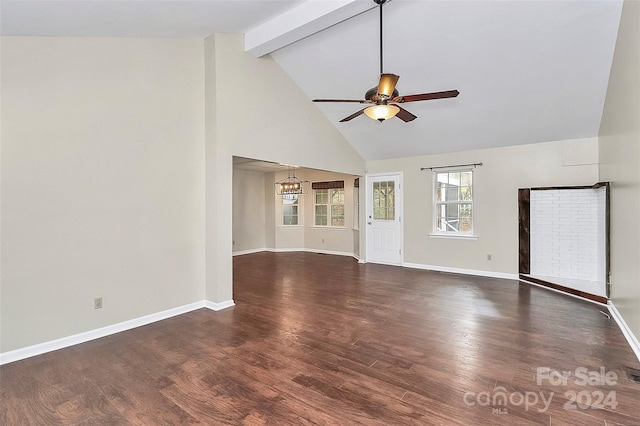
[266,247,305,253]
[607,302,640,362]
[306,248,356,257]
[0,299,235,366]
[370,260,404,267]
[232,248,267,256]
[402,262,519,280]
[205,299,235,311]
[264,247,358,258]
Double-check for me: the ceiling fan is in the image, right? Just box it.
[313,0,459,123]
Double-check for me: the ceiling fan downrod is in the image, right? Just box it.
[374,0,387,75]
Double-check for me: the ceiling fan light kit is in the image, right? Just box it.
[364,104,400,122]
[313,0,459,123]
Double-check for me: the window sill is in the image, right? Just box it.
[278,225,303,228]
[428,233,478,240]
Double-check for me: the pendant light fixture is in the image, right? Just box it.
[275,166,310,196]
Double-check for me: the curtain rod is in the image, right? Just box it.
[420,162,483,171]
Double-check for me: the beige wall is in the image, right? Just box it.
[366,139,599,274]
[599,1,640,338]
[1,38,206,352]
[303,170,358,254]
[207,33,365,303]
[272,169,359,255]
[234,167,360,256]
[264,172,276,249]
[232,169,266,253]
[211,33,364,175]
[0,33,364,354]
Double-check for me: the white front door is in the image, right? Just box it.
[366,173,403,265]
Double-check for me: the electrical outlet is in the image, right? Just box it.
[487,254,492,261]
[94,297,103,309]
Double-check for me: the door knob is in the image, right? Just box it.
[367,221,372,225]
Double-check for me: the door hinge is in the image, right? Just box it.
[399,249,402,255]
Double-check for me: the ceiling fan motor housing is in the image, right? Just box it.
[365,86,399,102]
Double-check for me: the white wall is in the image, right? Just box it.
[366,139,599,275]
[529,188,606,286]
[232,168,266,253]
[599,1,640,339]
[1,38,206,352]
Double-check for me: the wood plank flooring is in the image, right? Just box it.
[2,252,639,425]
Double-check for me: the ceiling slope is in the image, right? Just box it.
[271,0,624,160]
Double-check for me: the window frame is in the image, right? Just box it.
[431,168,476,238]
[353,184,360,230]
[281,193,300,226]
[314,187,345,227]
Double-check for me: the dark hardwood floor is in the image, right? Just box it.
[2,252,639,425]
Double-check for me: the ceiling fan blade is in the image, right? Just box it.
[313,99,369,103]
[377,73,399,98]
[339,108,366,122]
[394,105,417,122]
[394,89,460,103]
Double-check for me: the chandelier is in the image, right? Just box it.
[275,166,310,196]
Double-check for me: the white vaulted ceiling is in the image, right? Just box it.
[0,0,305,38]
[1,0,624,161]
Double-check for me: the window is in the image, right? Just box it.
[373,180,395,220]
[434,170,473,234]
[313,182,345,227]
[282,194,299,225]
[353,178,360,229]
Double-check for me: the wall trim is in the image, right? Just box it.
[266,247,304,252]
[0,299,235,366]
[266,248,357,258]
[306,248,356,258]
[233,248,267,256]
[607,302,640,362]
[402,262,519,280]
[205,299,236,311]
[237,248,360,261]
